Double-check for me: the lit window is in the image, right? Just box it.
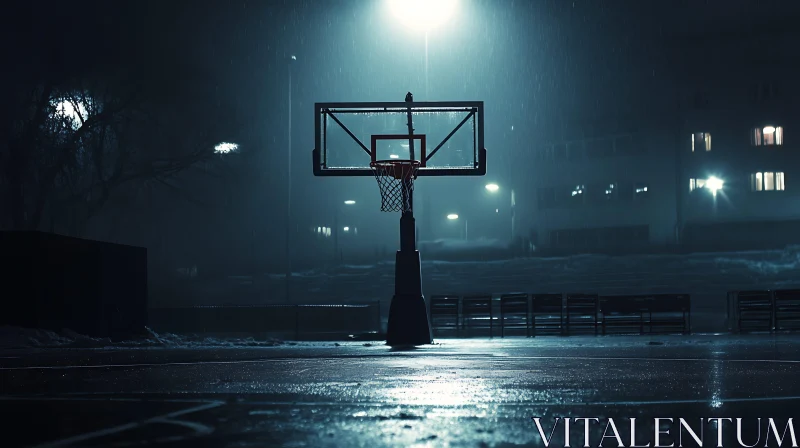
[765,172,775,190]
[750,172,785,191]
[689,178,707,191]
[752,126,784,146]
[691,133,711,152]
[634,182,650,199]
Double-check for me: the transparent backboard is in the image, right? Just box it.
[313,101,485,176]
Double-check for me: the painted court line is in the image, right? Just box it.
[2,355,800,371]
[31,400,224,448]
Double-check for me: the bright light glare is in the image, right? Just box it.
[706,176,724,195]
[388,0,457,32]
[389,154,400,159]
[447,214,459,220]
[343,227,350,232]
[53,99,89,130]
[344,200,356,205]
[214,142,239,154]
[485,183,499,192]
[763,126,776,134]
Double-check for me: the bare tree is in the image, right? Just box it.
[2,74,234,236]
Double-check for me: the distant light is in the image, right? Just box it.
[447,214,459,220]
[485,183,499,192]
[706,176,724,195]
[291,55,297,61]
[495,208,499,213]
[53,98,90,130]
[317,227,322,233]
[763,126,776,134]
[343,227,350,232]
[388,0,457,32]
[344,200,356,205]
[389,154,400,159]
[214,142,239,154]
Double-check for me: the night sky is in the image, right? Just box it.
[3,0,800,272]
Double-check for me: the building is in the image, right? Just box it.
[676,25,800,250]
[519,116,680,253]
[520,23,800,254]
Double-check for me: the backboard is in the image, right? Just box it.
[313,101,485,176]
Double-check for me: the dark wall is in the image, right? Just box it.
[0,232,147,339]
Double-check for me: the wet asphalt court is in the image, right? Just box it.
[2,336,799,447]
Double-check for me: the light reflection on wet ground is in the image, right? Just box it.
[2,336,800,447]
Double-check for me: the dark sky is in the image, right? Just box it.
[5,0,800,269]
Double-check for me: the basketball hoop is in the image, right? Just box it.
[369,159,420,212]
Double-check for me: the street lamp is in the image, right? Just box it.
[446,213,468,240]
[334,200,357,263]
[706,176,724,197]
[285,54,297,300]
[388,0,460,241]
[387,0,457,32]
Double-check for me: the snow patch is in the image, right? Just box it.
[0,326,285,349]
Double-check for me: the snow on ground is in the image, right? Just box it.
[0,326,289,350]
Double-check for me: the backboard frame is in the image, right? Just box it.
[312,101,486,177]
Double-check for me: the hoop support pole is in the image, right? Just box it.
[386,91,432,347]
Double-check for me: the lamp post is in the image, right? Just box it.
[334,200,357,264]
[447,213,467,240]
[388,0,458,241]
[285,54,296,301]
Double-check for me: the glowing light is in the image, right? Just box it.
[485,183,499,192]
[53,98,90,130]
[344,200,356,205]
[447,214,459,220]
[389,154,400,159]
[214,142,239,154]
[388,0,458,32]
[343,227,350,232]
[763,126,776,134]
[706,176,724,196]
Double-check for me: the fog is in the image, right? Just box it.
[3,0,800,287]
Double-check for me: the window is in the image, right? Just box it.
[752,126,784,146]
[689,178,707,192]
[568,184,585,206]
[691,133,711,152]
[634,182,650,200]
[750,172,785,191]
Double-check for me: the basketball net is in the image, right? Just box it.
[369,160,420,212]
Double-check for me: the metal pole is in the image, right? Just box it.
[334,208,339,265]
[286,56,294,301]
[422,32,431,240]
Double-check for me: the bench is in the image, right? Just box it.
[734,290,773,333]
[500,293,530,337]
[647,294,691,334]
[429,295,460,335]
[599,295,650,335]
[531,294,564,336]
[565,293,599,335]
[774,289,800,332]
[462,294,494,336]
